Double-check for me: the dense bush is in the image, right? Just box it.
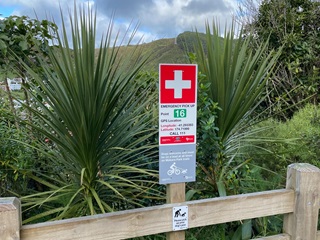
[245,0,320,119]
[0,99,38,197]
[249,104,320,173]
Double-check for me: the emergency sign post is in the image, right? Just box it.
[159,64,197,240]
[159,64,197,184]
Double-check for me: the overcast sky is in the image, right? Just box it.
[0,0,240,44]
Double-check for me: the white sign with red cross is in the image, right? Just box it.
[159,64,197,145]
[159,64,197,184]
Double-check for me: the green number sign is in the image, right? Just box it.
[174,109,187,118]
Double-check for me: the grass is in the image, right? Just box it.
[0,89,25,101]
[4,31,209,84]
[95,38,187,71]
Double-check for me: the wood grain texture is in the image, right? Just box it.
[0,197,21,240]
[3,163,320,240]
[188,189,294,228]
[20,189,294,240]
[166,183,185,203]
[166,183,186,240]
[253,233,290,240]
[283,163,320,240]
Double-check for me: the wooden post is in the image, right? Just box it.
[166,183,185,240]
[0,197,21,240]
[283,163,320,239]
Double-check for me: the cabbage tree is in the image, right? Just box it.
[19,5,160,223]
[195,21,281,197]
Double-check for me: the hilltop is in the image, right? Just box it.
[139,37,187,70]
[95,31,209,71]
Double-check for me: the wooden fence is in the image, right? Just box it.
[1,163,320,240]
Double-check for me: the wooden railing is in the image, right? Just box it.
[1,163,320,240]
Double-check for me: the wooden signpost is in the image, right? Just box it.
[159,64,197,239]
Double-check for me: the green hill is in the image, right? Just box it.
[140,31,209,70]
[95,31,209,71]
[139,38,187,71]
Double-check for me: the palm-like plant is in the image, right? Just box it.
[19,5,161,223]
[195,21,281,197]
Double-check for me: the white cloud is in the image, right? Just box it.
[0,0,238,45]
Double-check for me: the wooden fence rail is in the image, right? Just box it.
[1,163,320,240]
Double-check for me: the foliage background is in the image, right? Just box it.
[1,1,320,239]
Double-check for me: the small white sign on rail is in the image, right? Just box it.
[172,206,188,231]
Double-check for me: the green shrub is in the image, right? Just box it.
[0,101,39,197]
[250,104,320,173]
